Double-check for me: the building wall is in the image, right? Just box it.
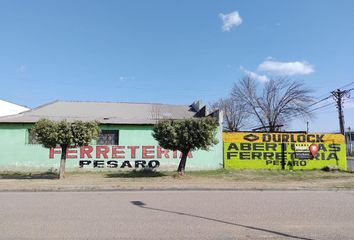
[0,123,223,171]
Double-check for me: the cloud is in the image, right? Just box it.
[219,11,242,32]
[240,67,269,82]
[240,58,314,83]
[118,76,135,82]
[345,99,354,109]
[16,64,25,73]
[119,76,128,82]
[257,59,314,76]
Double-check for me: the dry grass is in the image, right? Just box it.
[1,168,354,190]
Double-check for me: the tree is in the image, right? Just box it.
[32,119,100,179]
[210,97,248,131]
[152,117,219,174]
[231,77,314,132]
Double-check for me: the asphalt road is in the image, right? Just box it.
[0,191,353,240]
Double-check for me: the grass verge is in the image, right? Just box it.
[186,169,354,181]
[1,169,353,181]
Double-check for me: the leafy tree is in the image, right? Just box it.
[152,117,219,174]
[32,119,100,179]
[231,77,314,132]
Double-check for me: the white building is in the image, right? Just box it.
[0,100,29,117]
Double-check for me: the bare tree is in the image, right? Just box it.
[210,98,248,131]
[231,77,314,132]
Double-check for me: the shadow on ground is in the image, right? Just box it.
[106,170,168,178]
[0,172,58,180]
[130,201,314,240]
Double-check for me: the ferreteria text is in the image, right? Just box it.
[49,145,193,168]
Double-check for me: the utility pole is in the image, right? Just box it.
[331,89,350,135]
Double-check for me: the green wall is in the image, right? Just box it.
[0,123,223,171]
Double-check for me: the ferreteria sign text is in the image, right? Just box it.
[223,132,347,170]
[49,145,193,169]
[226,143,340,165]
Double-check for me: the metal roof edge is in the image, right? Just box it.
[0,100,60,122]
[55,99,190,107]
[0,99,30,110]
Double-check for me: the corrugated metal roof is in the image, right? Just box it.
[0,100,198,124]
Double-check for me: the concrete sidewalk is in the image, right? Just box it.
[1,172,354,192]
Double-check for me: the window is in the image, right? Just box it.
[28,129,39,144]
[97,130,119,145]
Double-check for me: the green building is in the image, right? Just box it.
[0,100,223,171]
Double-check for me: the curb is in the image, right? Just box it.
[1,187,354,193]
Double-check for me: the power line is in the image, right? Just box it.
[312,81,354,101]
[248,99,338,131]
[307,95,332,108]
[277,86,353,124]
[246,102,336,131]
[278,100,336,120]
[339,81,354,90]
[308,102,336,113]
[233,82,354,131]
[282,86,353,132]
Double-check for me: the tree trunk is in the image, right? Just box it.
[59,145,67,180]
[177,151,189,175]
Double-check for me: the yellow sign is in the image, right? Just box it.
[223,132,347,170]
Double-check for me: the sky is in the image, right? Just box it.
[0,0,354,132]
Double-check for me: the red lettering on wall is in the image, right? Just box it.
[127,146,139,159]
[49,147,61,159]
[80,146,93,158]
[172,150,193,159]
[96,146,109,159]
[49,145,194,159]
[112,146,125,158]
[142,146,155,159]
[157,147,169,158]
[180,151,193,158]
[66,148,77,159]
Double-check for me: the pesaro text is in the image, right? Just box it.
[49,145,193,169]
[79,159,160,169]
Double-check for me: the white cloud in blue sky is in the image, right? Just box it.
[119,76,128,82]
[240,67,269,82]
[257,59,314,76]
[219,11,242,32]
[345,99,354,109]
[241,59,314,82]
[16,64,25,73]
[118,76,135,82]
